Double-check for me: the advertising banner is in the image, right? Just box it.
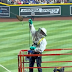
[0,6,10,17]
[19,6,61,16]
[70,6,72,15]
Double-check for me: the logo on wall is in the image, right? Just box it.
[19,6,61,16]
[0,6,10,17]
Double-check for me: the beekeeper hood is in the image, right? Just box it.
[37,28,47,38]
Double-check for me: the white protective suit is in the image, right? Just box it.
[29,24,47,53]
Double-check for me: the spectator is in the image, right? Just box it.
[29,0,33,4]
[0,0,3,2]
[56,0,61,3]
[41,0,47,4]
[17,0,22,4]
[37,0,41,4]
[11,0,14,4]
[46,0,50,3]
[36,0,40,4]
[64,0,68,3]
[21,0,24,4]
[49,0,53,4]
[14,1,17,4]
[0,0,6,3]
[36,0,39,4]
[23,1,26,4]
[25,0,29,4]
[1,0,70,4]
[32,0,37,4]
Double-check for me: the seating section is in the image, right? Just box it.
[0,0,71,4]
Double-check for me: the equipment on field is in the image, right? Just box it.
[53,67,64,72]
[10,12,24,25]
[16,15,23,21]
[9,11,23,21]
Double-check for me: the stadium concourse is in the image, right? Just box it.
[0,17,72,22]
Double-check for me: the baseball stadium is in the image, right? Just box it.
[0,1,72,72]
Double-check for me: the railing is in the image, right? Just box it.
[18,48,72,72]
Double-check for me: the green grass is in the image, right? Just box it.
[0,20,72,72]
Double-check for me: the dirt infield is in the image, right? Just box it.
[0,17,72,22]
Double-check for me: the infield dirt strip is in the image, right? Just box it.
[0,17,72,22]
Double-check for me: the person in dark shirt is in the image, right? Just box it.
[25,0,29,4]
[56,0,61,3]
[0,0,3,3]
[11,0,14,4]
[23,0,26,4]
[32,0,36,4]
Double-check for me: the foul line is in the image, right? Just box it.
[0,64,11,72]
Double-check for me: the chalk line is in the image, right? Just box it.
[0,64,11,72]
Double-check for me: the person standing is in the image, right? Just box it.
[31,11,35,21]
[28,19,47,72]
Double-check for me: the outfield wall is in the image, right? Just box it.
[0,2,72,18]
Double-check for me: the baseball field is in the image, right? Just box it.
[0,17,72,72]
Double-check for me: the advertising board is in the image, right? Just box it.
[19,6,61,16]
[0,6,10,17]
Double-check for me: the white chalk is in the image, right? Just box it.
[0,64,11,72]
